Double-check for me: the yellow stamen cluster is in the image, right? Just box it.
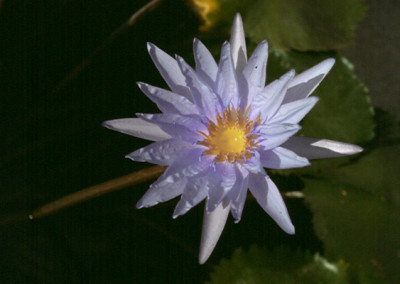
[198,106,261,163]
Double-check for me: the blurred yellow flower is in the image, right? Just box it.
[191,0,219,31]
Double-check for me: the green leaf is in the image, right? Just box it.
[304,178,400,283]
[196,0,365,50]
[244,0,366,51]
[319,145,400,207]
[207,245,349,284]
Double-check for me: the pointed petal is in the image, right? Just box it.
[216,42,239,107]
[102,118,171,141]
[160,147,212,181]
[173,174,209,218]
[230,13,247,75]
[283,58,335,104]
[176,55,221,121]
[137,147,211,209]
[282,136,363,159]
[238,40,268,108]
[126,139,191,166]
[258,124,301,151]
[241,40,269,89]
[252,70,295,122]
[137,113,205,143]
[137,82,199,116]
[242,151,266,175]
[136,178,186,209]
[193,38,218,86]
[147,43,191,99]
[269,97,319,124]
[199,198,231,264]
[248,174,295,234]
[260,147,310,169]
[206,162,236,213]
[229,164,249,222]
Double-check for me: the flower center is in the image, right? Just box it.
[198,106,261,163]
[215,127,246,153]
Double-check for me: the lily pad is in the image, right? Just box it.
[245,0,366,51]
[207,245,349,284]
[304,178,400,283]
[193,0,365,51]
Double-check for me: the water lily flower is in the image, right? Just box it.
[103,14,362,264]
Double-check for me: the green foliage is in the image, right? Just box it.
[201,0,366,51]
[207,246,349,284]
[304,178,399,283]
[245,0,366,51]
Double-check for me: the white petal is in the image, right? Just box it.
[282,137,363,159]
[193,38,218,86]
[126,139,191,166]
[283,58,335,104]
[137,82,199,116]
[137,113,205,143]
[136,178,186,209]
[199,198,231,264]
[102,118,171,141]
[260,147,310,169]
[147,43,192,100]
[269,97,319,124]
[216,42,239,108]
[230,13,247,76]
[176,55,221,121]
[248,174,295,234]
[258,124,301,151]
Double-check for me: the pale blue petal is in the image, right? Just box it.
[248,174,295,234]
[176,55,221,121]
[137,113,206,143]
[136,178,186,209]
[238,41,268,109]
[206,162,236,213]
[143,147,211,210]
[193,38,218,86]
[251,70,295,122]
[242,151,266,176]
[229,164,249,223]
[125,139,192,166]
[161,147,212,181]
[268,97,319,124]
[173,174,209,218]
[282,136,363,159]
[137,82,199,116]
[242,40,268,88]
[216,42,239,108]
[283,58,335,104]
[230,13,247,76]
[260,146,310,169]
[199,198,231,264]
[102,118,171,141]
[258,124,301,151]
[147,42,192,100]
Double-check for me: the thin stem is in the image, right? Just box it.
[53,0,166,93]
[283,191,304,198]
[30,165,166,219]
